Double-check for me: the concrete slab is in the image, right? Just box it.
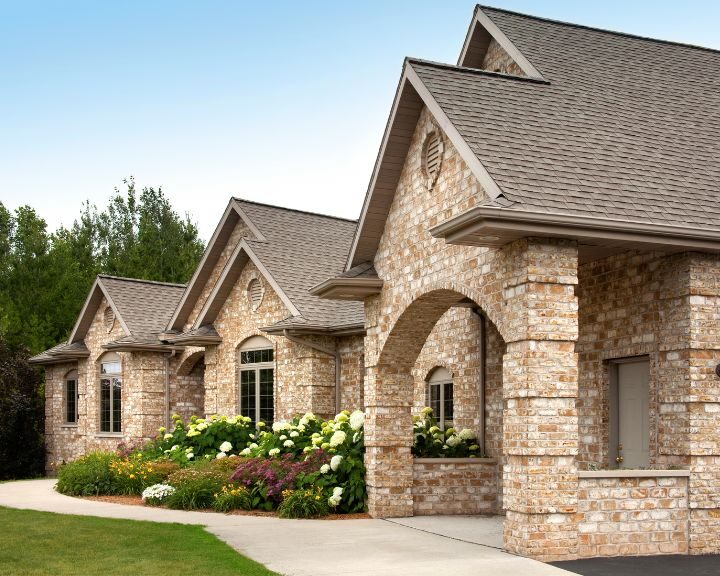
[0,479,576,576]
[386,514,504,548]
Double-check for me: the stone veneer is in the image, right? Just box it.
[412,458,497,515]
[577,471,690,557]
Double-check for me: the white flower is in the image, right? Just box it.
[142,484,175,502]
[216,452,227,459]
[332,486,343,497]
[219,441,232,452]
[196,422,208,431]
[330,455,343,471]
[279,435,287,441]
[335,413,349,423]
[328,495,341,507]
[349,410,365,431]
[290,431,299,438]
[240,448,251,456]
[329,430,346,447]
[446,435,461,447]
[163,433,173,440]
[249,443,258,449]
[272,422,291,432]
[283,440,294,448]
[320,464,330,474]
[328,486,343,507]
[459,429,475,441]
[186,452,194,460]
[268,448,280,456]
[171,445,179,451]
[312,436,323,446]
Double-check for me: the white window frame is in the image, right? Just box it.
[238,337,275,425]
[427,367,454,430]
[99,353,122,434]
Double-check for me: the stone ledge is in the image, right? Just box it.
[413,458,497,464]
[578,469,690,479]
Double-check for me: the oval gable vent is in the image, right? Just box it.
[247,278,263,311]
[103,306,115,332]
[422,131,443,188]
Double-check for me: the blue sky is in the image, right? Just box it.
[2,1,718,240]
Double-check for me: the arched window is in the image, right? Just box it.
[99,353,122,433]
[427,367,453,430]
[64,369,79,425]
[239,336,274,425]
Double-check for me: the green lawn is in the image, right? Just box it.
[0,506,279,576]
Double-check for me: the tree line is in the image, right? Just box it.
[0,178,205,479]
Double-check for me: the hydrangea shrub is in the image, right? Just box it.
[411,407,483,458]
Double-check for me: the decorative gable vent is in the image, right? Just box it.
[103,306,115,332]
[247,278,264,311]
[422,131,444,188]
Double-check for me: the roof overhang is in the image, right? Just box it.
[160,328,222,346]
[309,277,383,301]
[458,5,545,79]
[430,206,720,261]
[28,348,90,365]
[101,341,184,353]
[261,322,365,337]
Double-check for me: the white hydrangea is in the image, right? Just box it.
[219,441,233,453]
[240,448,251,456]
[335,413,349,423]
[186,452,194,460]
[141,484,175,502]
[328,486,343,507]
[272,422,291,432]
[163,433,173,440]
[329,430,346,447]
[349,410,365,431]
[216,452,227,459]
[279,435,287,441]
[249,443,258,449]
[171,445,179,451]
[196,422,208,431]
[283,440,294,448]
[458,429,475,441]
[289,431,299,438]
[320,464,330,474]
[446,435,461,447]
[268,448,280,456]
[330,455,343,471]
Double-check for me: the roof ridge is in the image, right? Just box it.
[407,57,549,84]
[98,274,187,288]
[233,198,358,224]
[477,4,720,56]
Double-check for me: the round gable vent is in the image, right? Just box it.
[103,306,115,332]
[422,131,444,188]
[247,278,264,311]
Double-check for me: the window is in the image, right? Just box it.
[64,370,79,424]
[239,336,274,425]
[100,353,122,433]
[427,367,454,430]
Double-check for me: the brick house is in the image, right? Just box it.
[32,5,720,563]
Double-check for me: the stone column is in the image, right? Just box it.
[501,238,580,561]
[363,295,415,517]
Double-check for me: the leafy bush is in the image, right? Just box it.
[212,484,251,513]
[278,486,329,519]
[0,340,44,480]
[411,407,482,458]
[165,464,230,510]
[110,457,180,495]
[56,452,118,496]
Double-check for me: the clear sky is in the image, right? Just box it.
[2,1,719,240]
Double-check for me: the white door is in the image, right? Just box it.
[617,360,650,468]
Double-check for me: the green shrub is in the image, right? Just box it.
[56,452,118,496]
[110,457,180,495]
[212,484,251,513]
[277,486,329,519]
[165,465,229,510]
[411,407,482,458]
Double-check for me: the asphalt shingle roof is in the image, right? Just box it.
[235,200,365,329]
[412,6,720,230]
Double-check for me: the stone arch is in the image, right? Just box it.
[176,350,205,376]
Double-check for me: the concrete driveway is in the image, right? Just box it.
[0,479,575,576]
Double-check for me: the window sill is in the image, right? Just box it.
[60,424,79,429]
[94,433,123,438]
[578,469,690,479]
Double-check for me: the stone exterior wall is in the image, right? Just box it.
[338,334,365,411]
[170,352,205,421]
[577,472,689,557]
[412,458,498,515]
[481,38,524,75]
[363,104,580,560]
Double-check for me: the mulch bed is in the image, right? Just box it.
[81,495,370,520]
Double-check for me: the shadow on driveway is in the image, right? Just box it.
[552,555,720,576]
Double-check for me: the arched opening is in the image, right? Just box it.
[98,352,122,434]
[367,288,506,518]
[238,335,274,425]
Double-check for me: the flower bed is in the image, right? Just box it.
[56,409,367,518]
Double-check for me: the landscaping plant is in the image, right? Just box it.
[411,407,482,458]
[277,486,329,518]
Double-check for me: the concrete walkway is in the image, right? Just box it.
[0,480,576,576]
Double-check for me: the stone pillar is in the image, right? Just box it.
[501,238,580,561]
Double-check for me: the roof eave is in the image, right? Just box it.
[261,322,366,337]
[430,206,720,253]
[309,277,384,301]
[102,342,185,353]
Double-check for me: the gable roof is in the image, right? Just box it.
[68,275,185,344]
[191,200,365,332]
[348,5,720,267]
